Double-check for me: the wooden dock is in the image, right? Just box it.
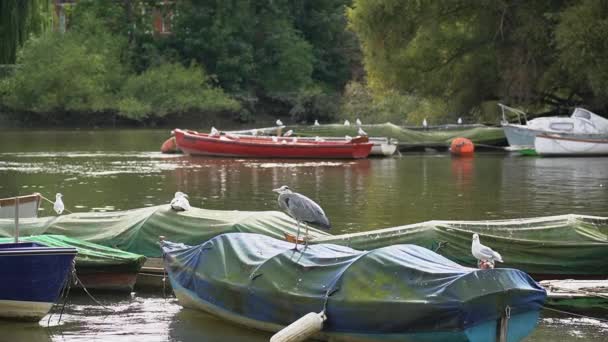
[540,279,608,312]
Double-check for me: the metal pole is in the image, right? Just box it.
[14,196,19,243]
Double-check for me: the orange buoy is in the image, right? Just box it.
[450,137,474,156]
[160,136,181,154]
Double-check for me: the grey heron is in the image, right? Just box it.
[170,192,191,211]
[471,233,503,268]
[53,193,64,215]
[273,185,331,250]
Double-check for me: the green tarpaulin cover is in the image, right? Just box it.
[314,214,608,277]
[0,205,329,257]
[0,234,145,272]
[290,123,506,146]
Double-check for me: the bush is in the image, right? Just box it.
[118,63,240,119]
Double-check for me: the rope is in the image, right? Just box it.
[38,193,74,214]
[542,306,608,323]
[72,272,115,313]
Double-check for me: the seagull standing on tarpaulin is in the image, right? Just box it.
[210,127,220,137]
[273,185,331,250]
[276,119,284,126]
[458,117,463,124]
[356,118,362,126]
[283,129,294,137]
[170,192,191,211]
[53,193,64,215]
[314,120,320,126]
[422,118,428,128]
[471,233,503,269]
[344,120,350,126]
[358,127,367,136]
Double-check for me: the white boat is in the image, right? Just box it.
[0,193,41,219]
[499,104,608,149]
[535,134,608,156]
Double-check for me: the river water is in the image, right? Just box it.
[0,129,607,341]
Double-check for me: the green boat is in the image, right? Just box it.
[290,123,507,150]
[2,206,606,280]
[0,235,146,291]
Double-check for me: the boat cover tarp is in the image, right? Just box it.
[0,205,329,257]
[290,123,506,146]
[163,233,546,336]
[313,214,608,277]
[0,235,146,272]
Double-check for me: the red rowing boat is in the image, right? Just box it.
[173,129,373,159]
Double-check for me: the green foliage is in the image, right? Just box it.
[2,18,125,114]
[0,0,53,64]
[348,0,608,117]
[118,63,240,119]
[555,0,608,106]
[341,82,418,124]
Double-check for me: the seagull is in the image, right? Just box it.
[422,118,428,128]
[344,120,351,126]
[210,127,220,137]
[170,192,191,211]
[471,233,503,266]
[53,193,64,215]
[283,129,294,137]
[458,117,463,124]
[276,119,284,126]
[358,127,367,136]
[345,135,352,141]
[356,118,362,126]
[314,120,320,126]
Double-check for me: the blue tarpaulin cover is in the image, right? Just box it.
[163,233,546,341]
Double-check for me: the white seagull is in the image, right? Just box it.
[344,135,352,141]
[471,233,503,264]
[314,120,320,126]
[276,119,284,126]
[458,117,463,124]
[283,129,294,137]
[358,127,368,136]
[210,127,220,137]
[170,192,191,211]
[53,193,64,215]
[344,120,351,126]
[355,118,362,126]
[422,118,428,128]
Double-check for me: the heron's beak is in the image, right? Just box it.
[272,188,281,193]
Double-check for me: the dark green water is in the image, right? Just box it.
[1,129,607,341]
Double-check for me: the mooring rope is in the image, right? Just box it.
[542,306,608,324]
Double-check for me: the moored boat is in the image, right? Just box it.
[0,235,146,292]
[173,128,373,159]
[162,233,546,341]
[499,104,608,149]
[0,193,41,219]
[0,241,77,321]
[535,134,608,156]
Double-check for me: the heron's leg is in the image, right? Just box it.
[304,223,310,248]
[293,220,301,251]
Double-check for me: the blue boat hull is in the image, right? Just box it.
[0,242,77,321]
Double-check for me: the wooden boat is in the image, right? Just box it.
[535,134,608,156]
[0,241,77,321]
[0,235,146,292]
[540,279,608,313]
[163,233,546,342]
[173,128,373,159]
[0,193,41,219]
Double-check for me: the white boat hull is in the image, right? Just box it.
[0,299,53,321]
[535,135,608,156]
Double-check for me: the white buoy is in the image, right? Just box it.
[270,311,326,342]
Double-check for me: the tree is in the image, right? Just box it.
[0,0,53,64]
